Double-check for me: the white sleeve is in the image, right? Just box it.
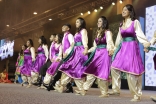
[65,34,75,55]
[88,40,97,53]
[114,28,122,50]
[134,20,150,47]
[81,29,88,48]
[30,47,35,61]
[42,45,49,62]
[106,31,115,52]
[150,30,156,45]
[56,45,63,60]
[49,43,53,60]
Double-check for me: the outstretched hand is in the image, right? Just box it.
[144,48,149,53]
[56,58,61,62]
[108,50,114,56]
[83,48,88,55]
[63,53,67,58]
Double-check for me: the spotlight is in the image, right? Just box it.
[6,25,9,27]
[88,11,91,14]
[112,2,115,5]
[100,6,103,9]
[80,13,83,15]
[94,9,97,12]
[33,12,37,15]
[119,0,123,3]
[49,18,52,21]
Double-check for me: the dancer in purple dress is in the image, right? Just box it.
[53,24,74,93]
[43,34,63,90]
[20,39,35,88]
[76,16,114,97]
[35,34,56,89]
[54,18,88,93]
[110,4,150,101]
[31,36,48,84]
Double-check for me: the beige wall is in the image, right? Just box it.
[117,0,132,15]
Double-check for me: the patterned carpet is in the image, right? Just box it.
[0,83,155,104]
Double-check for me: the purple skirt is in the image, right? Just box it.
[20,56,33,76]
[84,48,111,80]
[59,46,88,79]
[111,41,144,75]
[47,61,60,76]
[32,54,46,73]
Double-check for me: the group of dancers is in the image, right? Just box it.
[14,4,156,102]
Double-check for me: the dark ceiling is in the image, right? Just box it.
[0,0,156,40]
[0,0,114,39]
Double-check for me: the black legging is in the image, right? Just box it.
[39,60,62,85]
[39,60,51,77]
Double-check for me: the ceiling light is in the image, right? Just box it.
[112,2,115,5]
[33,12,37,15]
[94,9,97,12]
[119,0,123,4]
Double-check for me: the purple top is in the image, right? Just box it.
[50,42,55,59]
[24,48,31,56]
[38,46,45,54]
[74,31,83,43]
[53,44,60,59]
[95,32,107,45]
[120,21,136,38]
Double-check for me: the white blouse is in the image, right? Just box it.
[81,29,88,48]
[42,44,49,62]
[49,42,55,60]
[30,47,35,61]
[106,31,115,52]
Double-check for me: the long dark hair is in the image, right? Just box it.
[76,17,86,33]
[120,4,136,27]
[20,44,27,55]
[95,16,109,43]
[124,4,136,21]
[39,36,47,46]
[28,39,33,47]
[56,34,63,44]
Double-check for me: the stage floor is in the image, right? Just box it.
[0,83,156,104]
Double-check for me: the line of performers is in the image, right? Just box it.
[15,4,156,102]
